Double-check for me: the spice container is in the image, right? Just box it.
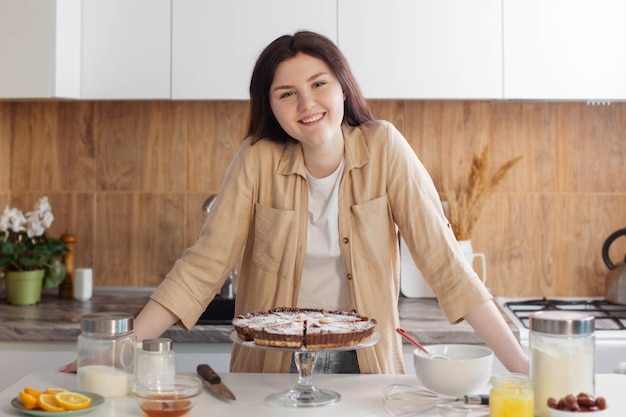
[489,373,533,417]
[77,312,136,397]
[530,310,595,417]
[136,338,176,383]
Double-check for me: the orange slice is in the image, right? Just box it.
[55,392,92,410]
[38,393,66,412]
[18,391,39,410]
[23,387,42,399]
[45,387,68,395]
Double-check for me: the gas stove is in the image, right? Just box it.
[496,297,626,373]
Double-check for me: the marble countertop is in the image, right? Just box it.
[0,287,518,344]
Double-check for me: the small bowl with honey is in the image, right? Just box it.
[133,375,202,417]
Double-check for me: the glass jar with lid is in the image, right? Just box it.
[135,338,176,383]
[530,310,595,417]
[77,312,136,397]
[489,373,533,417]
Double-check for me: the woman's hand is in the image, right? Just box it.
[58,360,77,373]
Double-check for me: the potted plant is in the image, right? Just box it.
[0,197,69,305]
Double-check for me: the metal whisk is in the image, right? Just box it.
[382,384,488,416]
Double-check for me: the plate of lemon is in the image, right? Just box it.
[12,387,104,416]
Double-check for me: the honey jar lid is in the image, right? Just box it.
[529,310,594,335]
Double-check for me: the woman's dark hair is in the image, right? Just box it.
[247,31,373,144]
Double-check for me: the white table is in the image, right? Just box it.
[1,370,624,417]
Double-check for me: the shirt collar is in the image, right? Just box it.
[276,123,371,177]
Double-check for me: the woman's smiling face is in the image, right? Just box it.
[269,53,345,149]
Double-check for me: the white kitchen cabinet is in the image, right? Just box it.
[171,0,337,100]
[80,0,171,99]
[0,0,81,99]
[503,0,626,100]
[337,0,503,99]
[0,0,170,100]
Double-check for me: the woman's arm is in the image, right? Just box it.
[464,299,530,374]
[132,299,180,342]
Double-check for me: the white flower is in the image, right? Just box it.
[0,206,27,234]
[0,197,55,237]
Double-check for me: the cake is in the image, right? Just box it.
[232,307,376,349]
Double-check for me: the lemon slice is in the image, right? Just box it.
[23,387,42,399]
[18,391,39,410]
[55,392,92,410]
[45,387,68,395]
[38,394,66,412]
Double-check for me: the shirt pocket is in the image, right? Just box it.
[350,195,394,270]
[250,203,296,274]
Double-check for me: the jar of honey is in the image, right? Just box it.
[489,373,533,417]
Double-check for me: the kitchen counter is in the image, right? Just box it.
[1,370,624,417]
[0,286,518,344]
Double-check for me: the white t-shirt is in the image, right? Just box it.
[297,158,348,311]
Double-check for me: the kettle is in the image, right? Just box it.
[602,228,626,305]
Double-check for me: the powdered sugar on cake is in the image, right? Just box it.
[232,307,376,349]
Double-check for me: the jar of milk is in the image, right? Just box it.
[530,310,595,417]
[77,312,136,397]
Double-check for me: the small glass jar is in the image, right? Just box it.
[77,312,136,397]
[135,338,176,383]
[489,373,533,417]
[530,310,595,417]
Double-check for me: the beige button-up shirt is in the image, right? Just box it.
[151,120,492,374]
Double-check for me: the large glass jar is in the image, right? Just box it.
[489,373,533,417]
[530,310,595,417]
[77,312,136,397]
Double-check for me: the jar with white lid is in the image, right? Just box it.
[530,310,595,417]
[77,312,136,397]
[135,338,176,383]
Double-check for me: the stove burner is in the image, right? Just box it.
[504,298,626,331]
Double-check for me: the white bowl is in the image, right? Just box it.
[549,407,609,417]
[413,344,493,397]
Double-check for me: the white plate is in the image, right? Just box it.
[11,391,105,417]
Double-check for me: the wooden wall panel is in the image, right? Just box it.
[0,100,625,298]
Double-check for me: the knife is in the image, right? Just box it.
[197,363,236,400]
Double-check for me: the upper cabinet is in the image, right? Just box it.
[171,0,337,100]
[80,0,170,99]
[503,0,626,100]
[0,0,81,99]
[3,0,626,100]
[337,0,503,99]
[0,0,170,99]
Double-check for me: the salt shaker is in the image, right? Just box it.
[77,312,136,397]
[530,310,595,417]
[135,338,176,383]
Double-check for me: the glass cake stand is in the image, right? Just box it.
[230,331,381,408]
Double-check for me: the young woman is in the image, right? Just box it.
[64,31,529,375]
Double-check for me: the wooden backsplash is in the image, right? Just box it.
[0,100,625,297]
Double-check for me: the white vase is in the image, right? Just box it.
[458,240,487,285]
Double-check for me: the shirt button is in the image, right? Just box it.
[342,237,349,244]
[346,273,353,280]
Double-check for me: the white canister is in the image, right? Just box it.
[73,268,93,301]
[135,338,176,383]
[530,310,595,417]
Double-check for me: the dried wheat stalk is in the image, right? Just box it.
[444,145,522,240]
